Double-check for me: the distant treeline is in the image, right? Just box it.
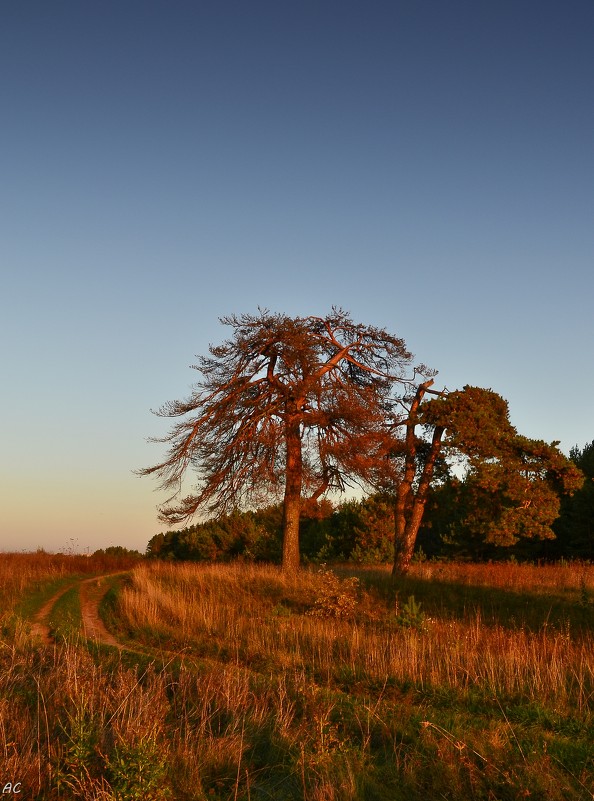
[146,441,594,564]
[91,545,144,564]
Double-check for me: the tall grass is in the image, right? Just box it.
[1,556,593,799]
[407,559,594,595]
[0,551,141,613]
[117,561,594,709]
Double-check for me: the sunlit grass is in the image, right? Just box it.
[1,555,593,799]
[0,550,141,614]
[408,558,594,595]
[116,561,594,710]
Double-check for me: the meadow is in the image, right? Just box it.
[1,552,593,799]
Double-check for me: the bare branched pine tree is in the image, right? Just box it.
[138,309,425,572]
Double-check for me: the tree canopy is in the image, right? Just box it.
[138,309,427,572]
[552,440,594,558]
[386,384,584,573]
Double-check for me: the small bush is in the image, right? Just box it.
[390,595,427,631]
[54,707,105,798]
[307,566,360,619]
[270,602,292,617]
[107,735,171,801]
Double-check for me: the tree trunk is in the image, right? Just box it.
[393,491,435,575]
[392,473,414,576]
[392,415,445,577]
[391,381,431,577]
[282,417,303,573]
[392,522,418,576]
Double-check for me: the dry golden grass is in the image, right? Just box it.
[117,561,594,710]
[0,551,141,612]
[1,556,593,800]
[410,559,594,595]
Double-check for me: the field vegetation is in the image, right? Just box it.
[1,553,594,799]
[0,550,140,617]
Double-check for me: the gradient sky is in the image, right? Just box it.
[2,1,593,554]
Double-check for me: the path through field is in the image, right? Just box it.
[30,572,212,666]
[31,572,128,648]
[79,574,125,647]
[30,582,77,645]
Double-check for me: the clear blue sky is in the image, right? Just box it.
[2,1,593,553]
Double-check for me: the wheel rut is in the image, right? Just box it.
[79,574,127,647]
[30,583,77,645]
[31,572,129,649]
[30,572,270,679]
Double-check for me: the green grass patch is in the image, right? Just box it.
[98,575,129,632]
[13,575,80,620]
[48,586,82,639]
[0,576,81,640]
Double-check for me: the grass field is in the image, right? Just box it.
[1,553,593,799]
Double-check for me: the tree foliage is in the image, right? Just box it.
[552,440,594,557]
[426,387,583,540]
[145,453,593,564]
[387,384,584,573]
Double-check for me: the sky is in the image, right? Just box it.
[1,0,593,554]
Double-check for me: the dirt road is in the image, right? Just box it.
[79,574,125,647]
[31,572,128,648]
[30,583,76,645]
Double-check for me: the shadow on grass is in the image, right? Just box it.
[346,567,594,635]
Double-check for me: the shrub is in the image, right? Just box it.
[307,566,360,619]
[390,595,427,631]
[107,735,171,801]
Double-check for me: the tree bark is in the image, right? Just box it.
[392,379,445,577]
[282,417,303,573]
[392,425,444,575]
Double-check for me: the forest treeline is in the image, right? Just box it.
[146,440,594,564]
